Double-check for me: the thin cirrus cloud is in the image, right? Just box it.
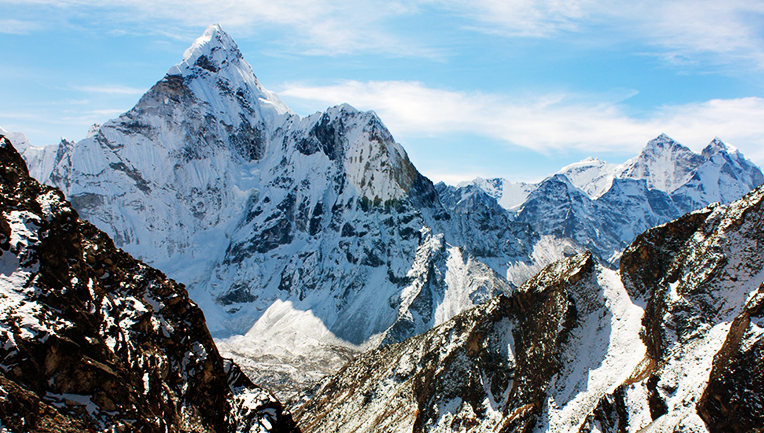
[7,0,431,57]
[617,0,764,68]
[430,0,594,37]
[280,80,764,163]
[125,0,419,55]
[452,0,764,68]
[0,19,43,34]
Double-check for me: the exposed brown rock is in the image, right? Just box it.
[0,134,299,432]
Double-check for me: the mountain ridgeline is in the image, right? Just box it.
[10,22,764,410]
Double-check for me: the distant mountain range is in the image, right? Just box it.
[4,24,762,403]
[442,133,763,263]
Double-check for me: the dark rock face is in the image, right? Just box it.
[436,182,537,261]
[576,385,631,433]
[619,185,764,431]
[0,135,298,432]
[297,112,345,161]
[698,294,764,433]
[619,208,712,359]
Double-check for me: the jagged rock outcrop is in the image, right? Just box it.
[611,184,764,431]
[296,183,764,432]
[0,134,298,432]
[294,252,645,432]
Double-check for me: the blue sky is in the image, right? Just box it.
[2,1,764,184]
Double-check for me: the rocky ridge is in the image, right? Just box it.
[296,183,764,432]
[0,134,298,432]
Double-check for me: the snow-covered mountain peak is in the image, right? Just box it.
[86,123,101,138]
[178,23,243,73]
[702,137,740,159]
[167,24,293,120]
[456,177,538,210]
[648,132,674,145]
[637,133,696,163]
[562,155,601,167]
[557,156,619,198]
[620,133,704,192]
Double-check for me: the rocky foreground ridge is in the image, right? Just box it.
[0,134,298,432]
[295,183,764,432]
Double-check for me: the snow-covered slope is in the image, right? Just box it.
[456,134,763,264]
[555,156,619,198]
[295,252,647,432]
[0,133,298,432]
[296,183,764,432]
[457,177,538,211]
[0,127,58,182]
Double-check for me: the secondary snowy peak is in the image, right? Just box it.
[671,137,764,212]
[456,177,538,210]
[453,134,763,266]
[557,156,619,198]
[703,136,730,155]
[619,133,704,193]
[700,137,762,184]
[556,134,755,200]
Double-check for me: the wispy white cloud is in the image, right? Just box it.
[612,1,764,68]
[0,19,44,34]
[8,0,436,57]
[281,80,764,165]
[439,0,764,68]
[72,84,146,95]
[430,0,595,37]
